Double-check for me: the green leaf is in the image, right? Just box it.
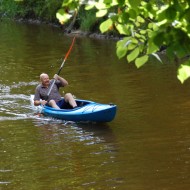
[95,2,106,9]
[131,38,138,44]
[128,43,137,50]
[140,30,147,35]
[148,23,158,30]
[177,64,190,83]
[147,39,159,54]
[85,5,94,10]
[153,32,165,47]
[100,19,113,33]
[148,23,153,29]
[96,9,107,17]
[137,16,145,23]
[135,22,140,27]
[115,24,130,35]
[135,55,149,68]
[56,9,72,24]
[128,0,141,9]
[165,6,176,21]
[128,9,137,19]
[62,0,72,6]
[111,0,118,6]
[116,46,127,59]
[135,32,141,38]
[153,23,159,31]
[119,12,129,22]
[127,47,140,63]
[116,37,131,48]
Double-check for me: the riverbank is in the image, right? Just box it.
[13,17,120,41]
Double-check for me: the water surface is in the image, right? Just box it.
[0,20,190,190]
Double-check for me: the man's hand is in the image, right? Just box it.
[34,100,47,106]
[41,100,47,105]
[53,74,68,86]
[53,74,59,80]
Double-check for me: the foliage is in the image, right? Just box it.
[0,0,62,22]
[56,0,190,83]
[0,0,20,18]
[78,7,99,32]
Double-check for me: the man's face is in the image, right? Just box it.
[41,74,50,87]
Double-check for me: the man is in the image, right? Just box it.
[34,73,77,109]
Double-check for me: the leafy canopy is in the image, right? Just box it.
[56,0,190,83]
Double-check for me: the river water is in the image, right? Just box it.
[0,20,190,190]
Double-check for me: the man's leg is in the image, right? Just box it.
[64,93,77,108]
[48,100,60,109]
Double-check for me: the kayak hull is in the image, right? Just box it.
[31,95,117,122]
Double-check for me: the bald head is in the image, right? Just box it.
[40,73,49,81]
[40,73,50,87]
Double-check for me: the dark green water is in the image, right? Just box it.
[0,20,190,190]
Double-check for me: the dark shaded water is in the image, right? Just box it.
[1,20,190,190]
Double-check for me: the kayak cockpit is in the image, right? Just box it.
[45,99,92,110]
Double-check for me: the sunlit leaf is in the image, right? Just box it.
[135,55,149,68]
[127,47,140,63]
[56,9,72,24]
[148,23,159,31]
[85,5,94,10]
[116,37,131,48]
[135,32,141,38]
[148,23,153,29]
[156,19,168,26]
[62,0,73,6]
[153,23,159,31]
[177,64,190,83]
[96,9,107,17]
[116,46,127,59]
[100,19,113,33]
[128,43,137,50]
[111,0,118,6]
[131,38,138,44]
[115,24,130,35]
[140,30,147,34]
[137,16,145,23]
[95,2,106,9]
[135,22,140,27]
[141,1,147,6]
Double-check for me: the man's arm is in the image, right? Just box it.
[54,74,68,87]
[34,87,47,106]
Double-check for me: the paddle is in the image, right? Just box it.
[45,36,76,100]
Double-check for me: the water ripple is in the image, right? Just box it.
[0,81,39,121]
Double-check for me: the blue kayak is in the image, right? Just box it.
[31,95,117,122]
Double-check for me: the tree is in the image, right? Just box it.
[56,0,190,83]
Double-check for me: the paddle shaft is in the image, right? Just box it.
[47,37,76,97]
